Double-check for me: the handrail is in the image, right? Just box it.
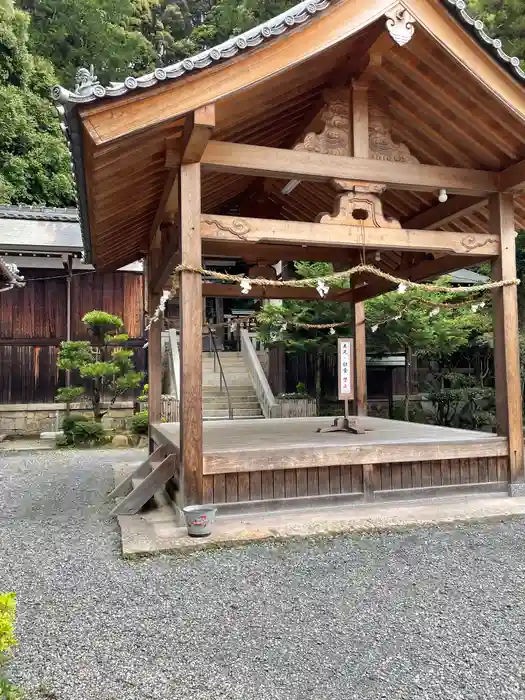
[240,328,279,419]
[206,325,233,420]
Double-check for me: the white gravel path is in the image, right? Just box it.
[1,449,525,700]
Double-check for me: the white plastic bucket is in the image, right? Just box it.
[182,504,217,537]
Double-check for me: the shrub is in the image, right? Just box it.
[56,310,144,422]
[130,410,149,435]
[0,594,16,657]
[61,415,107,446]
[0,593,22,700]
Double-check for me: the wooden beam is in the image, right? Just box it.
[193,141,499,194]
[179,163,204,505]
[499,158,525,193]
[489,193,524,487]
[151,106,215,238]
[200,215,500,256]
[403,196,487,230]
[181,104,216,164]
[199,282,348,302]
[201,240,356,264]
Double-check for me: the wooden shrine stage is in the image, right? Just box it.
[150,417,510,508]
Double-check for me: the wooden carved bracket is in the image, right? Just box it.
[201,217,251,240]
[369,106,418,164]
[294,88,350,156]
[294,89,418,166]
[385,4,416,46]
[318,190,401,229]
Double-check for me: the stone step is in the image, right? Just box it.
[203,401,261,410]
[202,380,254,387]
[203,387,257,395]
[204,415,265,421]
[203,408,263,418]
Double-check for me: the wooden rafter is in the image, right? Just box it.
[403,196,487,230]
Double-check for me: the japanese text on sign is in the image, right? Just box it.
[338,338,354,401]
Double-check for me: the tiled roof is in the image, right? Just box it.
[0,205,79,222]
[52,0,525,106]
[52,0,330,105]
[0,206,83,252]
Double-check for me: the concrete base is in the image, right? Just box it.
[509,482,525,497]
[113,459,525,557]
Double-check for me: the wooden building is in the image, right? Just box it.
[55,0,525,513]
[0,206,144,406]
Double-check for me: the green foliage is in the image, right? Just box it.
[0,592,21,699]
[0,594,16,657]
[0,678,23,700]
[138,383,148,402]
[0,0,74,206]
[469,0,525,60]
[365,279,491,359]
[20,0,156,87]
[56,341,93,370]
[61,415,106,446]
[55,386,84,404]
[426,372,495,429]
[56,310,144,422]
[129,409,149,435]
[257,262,348,355]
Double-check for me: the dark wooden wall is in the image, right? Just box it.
[0,269,145,404]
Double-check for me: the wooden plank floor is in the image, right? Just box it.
[152,416,503,453]
[150,418,509,505]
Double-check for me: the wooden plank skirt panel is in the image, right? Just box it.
[206,457,510,504]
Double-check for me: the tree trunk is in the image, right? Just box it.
[315,352,322,415]
[404,345,411,421]
[93,383,103,423]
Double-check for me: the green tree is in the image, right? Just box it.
[19,0,157,87]
[257,261,350,411]
[469,0,525,60]
[0,0,74,205]
[365,280,491,419]
[135,0,294,65]
[56,310,144,422]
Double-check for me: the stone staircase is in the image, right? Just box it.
[202,352,263,420]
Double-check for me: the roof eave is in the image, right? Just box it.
[57,104,93,265]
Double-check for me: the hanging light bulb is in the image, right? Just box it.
[438,188,448,203]
[375,251,381,262]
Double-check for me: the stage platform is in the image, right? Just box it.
[150,417,510,507]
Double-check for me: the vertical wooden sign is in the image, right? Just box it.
[338,338,354,400]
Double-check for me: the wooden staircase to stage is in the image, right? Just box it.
[109,445,180,517]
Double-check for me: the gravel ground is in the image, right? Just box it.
[2,449,525,700]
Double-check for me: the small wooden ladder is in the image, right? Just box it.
[109,445,181,516]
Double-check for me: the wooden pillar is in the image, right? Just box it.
[146,247,162,441]
[147,288,162,424]
[490,193,524,490]
[179,162,203,504]
[350,81,369,415]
